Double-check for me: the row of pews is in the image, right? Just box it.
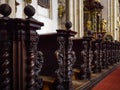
[0,4,120,90]
[38,29,120,90]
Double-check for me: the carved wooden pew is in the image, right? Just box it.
[101,40,109,69]
[73,36,93,80]
[72,38,83,80]
[92,35,103,73]
[38,22,77,90]
[38,33,58,76]
[0,4,44,90]
[37,33,58,90]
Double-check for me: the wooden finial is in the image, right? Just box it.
[65,21,72,30]
[0,4,11,17]
[24,5,35,18]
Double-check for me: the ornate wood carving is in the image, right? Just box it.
[24,5,44,90]
[0,3,44,90]
[0,29,11,90]
[93,43,99,73]
[107,43,111,65]
[56,21,76,90]
[102,43,107,69]
[80,41,88,79]
[34,36,44,89]
[0,4,12,90]
[87,42,93,79]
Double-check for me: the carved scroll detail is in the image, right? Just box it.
[34,35,44,90]
[0,34,11,90]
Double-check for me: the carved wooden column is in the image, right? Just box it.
[116,41,119,62]
[24,5,44,90]
[98,37,102,72]
[80,34,93,80]
[118,42,120,62]
[93,34,102,73]
[101,42,105,69]
[93,42,99,73]
[80,40,88,80]
[108,42,113,65]
[0,4,44,90]
[111,42,114,65]
[102,41,108,69]
[56,21,76,90]
[0,4,12,90]
[84,32,93,79]
[112,42,116,64]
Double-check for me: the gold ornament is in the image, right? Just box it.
[25,0,32,4]
[58,3,64,18]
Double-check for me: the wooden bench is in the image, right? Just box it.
[38,33,58,90]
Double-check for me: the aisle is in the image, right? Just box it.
[92,67,120,90]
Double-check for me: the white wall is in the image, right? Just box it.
[16,0,58,34]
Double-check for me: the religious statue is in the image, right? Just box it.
[34,51,44,89]
[102,19,107,32]
[86,20,92,30]
[58,2,64,18]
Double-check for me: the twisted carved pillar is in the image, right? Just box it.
[93,36,102,73]
[108,42,112,65]
[93,42,99,73]
[0,4,44,90]
[87,40,93,79]
[0,4,12,90]
[24,5,44,90]
[80,41,88,79]
[55,21,77,90]
[102,42,107,69]
[118,43,120,62]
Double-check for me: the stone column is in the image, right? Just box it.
[8,0,16,18]
[68,0,84,38]
[65,0,69,21]
[79,0,84,38]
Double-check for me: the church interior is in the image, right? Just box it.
[0,0,120,90]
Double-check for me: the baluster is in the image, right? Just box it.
[56,21,76,90]
[93,35,102,73]
[0,4,11,90]
[101,43,105,69]
[87,41,93,79]
[110,42,113,64]
[115,41,117,63]
[106,40,109,68]
[85,31,93,79]
[24,5,44,90]
[118,43,120,62]
[93,42,99,73]
[117,43,119,62]
[34,35,44,89]
[113,42,116,64]
[108,42,112,65]
[79,41,88,80]
[0,4,12,90]
[98,35,102,73]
